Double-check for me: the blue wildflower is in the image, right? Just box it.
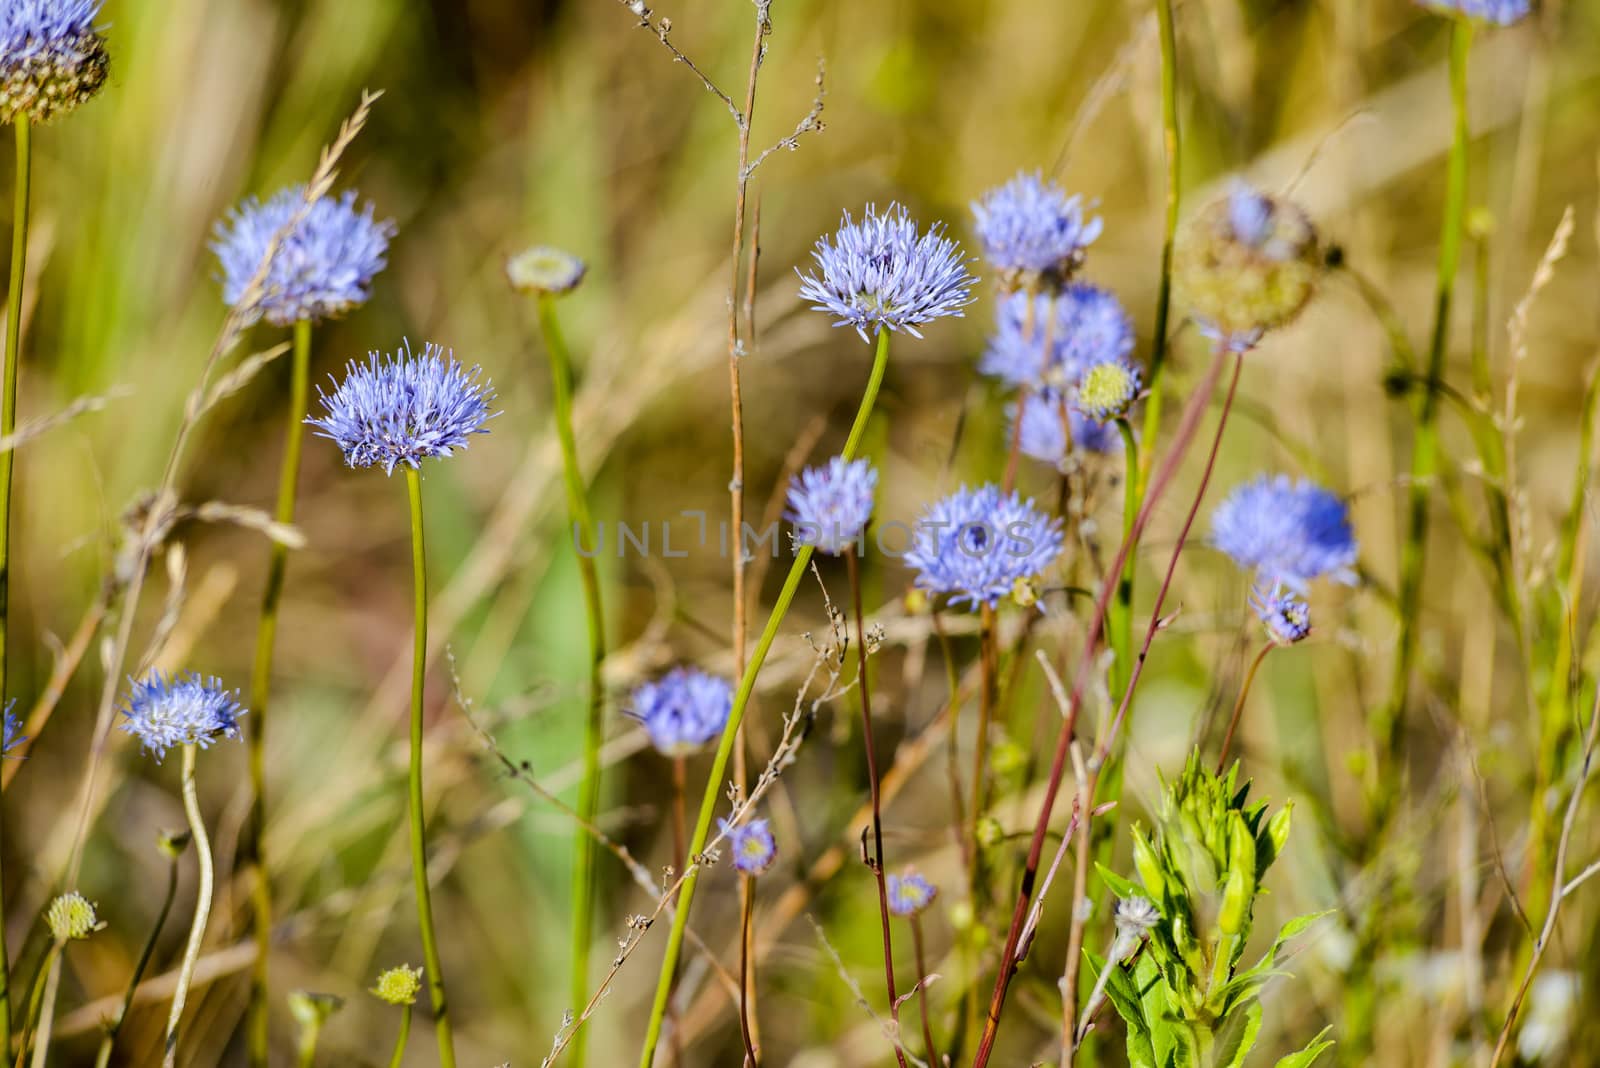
[2,699,24,757]
[904,484,1065,611]
[886,870,937,917]
[1011,392,1121,467]
[308,341,497,475]
[1252,584,1311,645]
[1211,475,1358,590]
[213,187,395,327]
[630,668,733,756]
[970,172,1102,282]
[1416,0,1531,24]
[979,286,1135,391]
[119,672,245,760]
[718,817,777,876]
[796,203,977,341]
[787,457,877,556]
[0,0,107,124]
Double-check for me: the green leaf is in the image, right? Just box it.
[1085,949,1157,1068]
[1215,1001,1263,1068]
[1274,1027,1334,1068]
[1098,862,1144,902]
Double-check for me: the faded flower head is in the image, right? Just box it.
[1174,184,1321,350]
[308,341,497,475]
[1011,391,1122,468]
[787,456,877,555]
[2,699,24,756]
[288,991,344,1030]
[718,816,777,876]
[970,171,1102,285]
[1417,0,1531,24]
[797,203,977,341]
[631,668,732,756]
[46,891,102,941]
[213,187,395,326]
[506,246,587,296]
[1113,895,1160,940]
[886,870,938,917]
[0,0,108,124]
[119,671,245,760]
[371,964,423,1006]
[1212,475,1358,590]
[1077,359,1143,423]
[1253,584,1311,645]
[904,484,1065,611]
[979,286,1135,391]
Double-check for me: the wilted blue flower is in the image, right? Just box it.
[904,484,1065,611]
[886,870,937,917]
[970,172,1102,281]
[979,286,1135,391]
[0,0,108,124]
[1252,584,1310,645]
[308,341,497,475]
[214,187,395,327]
[119,672,245,760]
[630,668,733,756]
[1011,391,1121,467]
[787,457,877,555]
[1416,0,1531,24]
[1212,476,1358,590]
[718,817,777,876]
[2,700,24,757]
[797,203,977,341]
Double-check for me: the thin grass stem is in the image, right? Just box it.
[164,744,213,1068]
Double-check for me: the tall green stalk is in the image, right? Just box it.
[1136,0,1181,495]
[403,467,456,1068]
[246,317,313,1067]
[637,327,891,1067]
[164,744,213,1068]
[533,293,607,1068]
[386,1004,412,1068]
[0,116,32,1056]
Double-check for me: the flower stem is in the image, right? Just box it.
[534,292,607,1068]
[0,116,32,1057]
[737,875,758,1066]
[94,833,186,1068]
[910,916,938,1066]
[1107,418,1140,698]
[13,942,59,1068]
[1136,0,1181,495]
[1216,641,1274,772]
[969,603,996,868]
[403,467,456,1068]
[637,326,891,1067]
[386,1004,412,1068]
[246,316,313,1067]
[165,744,213,1068]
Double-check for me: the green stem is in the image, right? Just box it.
[1108,419,1140,697]
[1136,0,1181,494]
[0,116,31,1057]
[164,744,213,1068]
[386,1004,412,1068]
[13,942,58,1068]
[637,326,891,1067]
[403,467,456,1068]
[295,1021,321,1068]
[535,293,607,1068]
[246,317,313,1067]
[94,833,185,1068]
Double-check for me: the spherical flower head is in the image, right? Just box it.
[308,342,497,475]
[1253,584,1310,645]
[718,816,777,876]
[1416,0,1530,24]
[1211,475,1358,590]
[979,285,1135,391]
[1174,184,1321,349]
[2,698,24,757]
[796,203,977,341]
[1076,359,1142,423]
[970,171,1103,286]
[371,964,423,1006]
[506,245,586,296]
[0,0,108,124]
[46,891,103,942]
[1011,391,1122,468]
[212,187,395,327]
[886,870,938,917]
[787,457,877,555]
[118,671,245,760]
[630,668,732,756]
[904,484,1065,611]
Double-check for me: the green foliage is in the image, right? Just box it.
[1096,754,1331,1068]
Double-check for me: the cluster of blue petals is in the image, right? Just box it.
[787,457,878,555]
[119,672,245,760]
[979,286,1135,391]
[630,668,733,756]
[970,172,1102,276]
[905,485,1064,611]
[1212,475,1358,590]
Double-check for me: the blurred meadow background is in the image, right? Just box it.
[5,0,1600,1064]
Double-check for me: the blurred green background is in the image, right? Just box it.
[5,0,1600,1063]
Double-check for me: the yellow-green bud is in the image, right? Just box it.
[371,964,424,1006]
[1131,825,1165,901]
[46,892,103,942]
[975,816,1005,851]
[1267,803,1293,862]
[505,246,587,296]
[1009,576,1038,608]
[1076,360,1142,423]
[1218,865,1250,936]
[990,737,1027,781]
[287,990,344,1029]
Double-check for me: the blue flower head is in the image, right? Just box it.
[630,668,733,756]
[787,457,877,556]
[308,341,497,475]
[980,286,1135,391]
[970,172,1102,283]
[904,484,1065,611]
[1416,0,1530,24]
[1211,475,1358,590]
[1012,391,1122,467]
[718,817,777,876]
[119,672,245,760]
[1252,584,1310,645]
[797,203,977,342]
[2,700,24,757]
[0,0,108,124]
[886,870,938,917]
[213,187,396,327]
